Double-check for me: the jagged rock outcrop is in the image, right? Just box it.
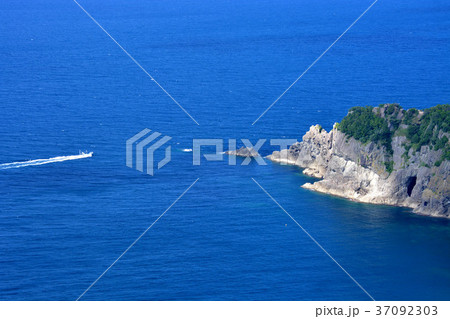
[267,105,449,218]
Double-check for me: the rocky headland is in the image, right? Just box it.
[267,104,449,218]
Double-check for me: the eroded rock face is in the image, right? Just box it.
[267,125,449,218]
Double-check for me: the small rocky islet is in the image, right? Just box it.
[225,146,260,157]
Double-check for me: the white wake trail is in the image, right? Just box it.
[0,153,93,170]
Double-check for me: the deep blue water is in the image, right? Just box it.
[1,0,449,300]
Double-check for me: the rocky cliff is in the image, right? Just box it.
[267,104,449,218]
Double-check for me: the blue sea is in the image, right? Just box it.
[1,0,449,301]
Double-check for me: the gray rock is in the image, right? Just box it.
[267,124,449,218]
[226,146,260,157]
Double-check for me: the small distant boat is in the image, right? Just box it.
[1,152,94,170]
[79,150,93,157]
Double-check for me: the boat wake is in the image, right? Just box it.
[0,152,93,170]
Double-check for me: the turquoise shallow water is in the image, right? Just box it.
[0,0,449,300]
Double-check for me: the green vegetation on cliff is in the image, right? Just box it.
[404,104,450,165]
[337,104,450,168]
[336,106,393,154]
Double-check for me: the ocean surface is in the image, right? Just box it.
[1,0,449,300]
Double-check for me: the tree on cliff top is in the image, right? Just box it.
[337,106,392,153]
[337,104,450,167]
